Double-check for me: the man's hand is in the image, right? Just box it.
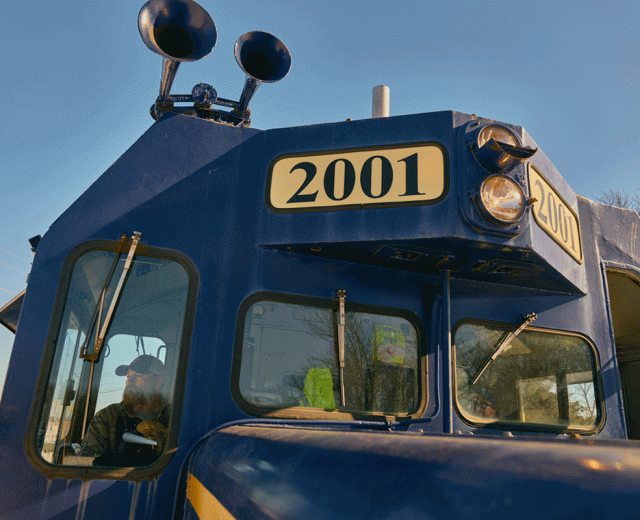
[136,420,168,452]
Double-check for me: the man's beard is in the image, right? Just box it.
[122,387,164,415]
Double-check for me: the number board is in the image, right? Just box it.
[266,142,448,212]
[528,165,583,263]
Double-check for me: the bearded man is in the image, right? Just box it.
[80,354,170,467]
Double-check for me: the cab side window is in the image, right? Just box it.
[33,244,195,472]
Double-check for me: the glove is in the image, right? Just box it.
[136,420,168,452]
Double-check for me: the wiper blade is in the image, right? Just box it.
[79,237,125,361]
[470,313,536,385]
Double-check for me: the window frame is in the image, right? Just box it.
[231,291,428,421]
[452,318,605,435]
[25,239,199,481]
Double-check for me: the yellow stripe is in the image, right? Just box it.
[186,473,236,520]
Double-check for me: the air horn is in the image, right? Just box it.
[138,0,291,126]
[234,31,292,117]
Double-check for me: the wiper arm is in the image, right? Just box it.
[337,290,346,407]
[93,231,141,356]
[79,232,141,437]
[79,232,141,361]
[470,313,536,385]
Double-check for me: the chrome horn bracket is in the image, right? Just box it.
[150,83,253,126]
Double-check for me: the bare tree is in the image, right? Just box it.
[569,382,597,425]
[598,188,640,213]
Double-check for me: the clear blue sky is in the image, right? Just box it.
[1,1,639,395]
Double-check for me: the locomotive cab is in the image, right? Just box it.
[1,0,640,518]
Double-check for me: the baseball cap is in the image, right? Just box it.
[115,354,165,377]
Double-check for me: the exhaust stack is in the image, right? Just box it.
[372,85,390,118]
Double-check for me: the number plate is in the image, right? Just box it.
[266,142,447,212]
[528,165,583,263]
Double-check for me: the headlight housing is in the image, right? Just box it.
[460,119,536,236]
[477,174,526,225]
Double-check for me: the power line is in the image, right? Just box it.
[0,247,31,266]
[0,260,28,275]
[0,287,17,296]
[0,235,27,251]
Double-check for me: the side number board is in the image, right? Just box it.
[267,142,448,212]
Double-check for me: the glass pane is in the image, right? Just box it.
[93,334,167,414]
[239,300,420,415]
[454,323,599,429]
[36,249,189,467]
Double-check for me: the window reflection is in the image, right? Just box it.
[239,299,421,416]
[454,322,600,430]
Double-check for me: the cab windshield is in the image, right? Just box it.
[235,296,423,418]
[454,322,601,431]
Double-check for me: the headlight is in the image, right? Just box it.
[477,126,518,149]
[477,174,525,224]
[474,125,536,173]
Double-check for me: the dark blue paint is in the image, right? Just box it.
[0,108,638,519]
[188,424,640,520]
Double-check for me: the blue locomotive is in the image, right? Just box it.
[1,0,640,518]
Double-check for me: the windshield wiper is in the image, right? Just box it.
[337,290,346,407]
[470,313,537,385]
[79,232,141,362]
[78,232,141,436]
